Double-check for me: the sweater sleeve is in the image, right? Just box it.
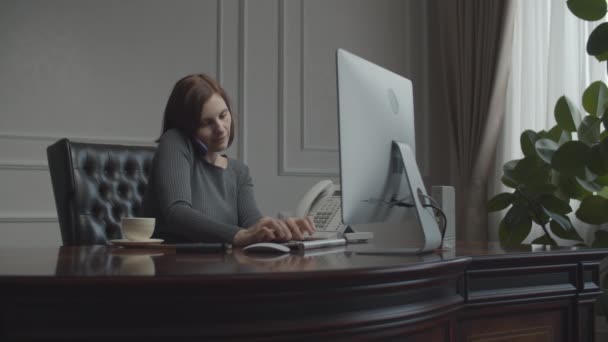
[153,130,241,243]
[236,162,263,228]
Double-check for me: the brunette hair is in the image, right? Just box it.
[157,74,235,146]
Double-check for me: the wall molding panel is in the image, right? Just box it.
[299,0,338,153]
[0,213,57,224]
[278,0,339,177]
[238,0,248,164]
[216,0,224,85]
[0,132,157,170]
[0,161,48,171]
[277,0,415,178]
[0,132,156,146]
[277,0,286,175]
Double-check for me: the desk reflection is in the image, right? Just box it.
[7,241,582,279]
[232,249,318,272]
[51,243,451,277]
[55,246,167,276]
[54,246,352,276]
[2,241,599,278]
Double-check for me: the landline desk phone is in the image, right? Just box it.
[244,181,373,253]
[294,180,371,242]
[244,181,372,253]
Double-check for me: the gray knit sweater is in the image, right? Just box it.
[142,128,262,243]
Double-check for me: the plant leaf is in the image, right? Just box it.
[514,157,551,186]
[535,138,559,164]
[511,190,530,207]
[598,186,608,199]
[536,130,549,140]
[488,193,513,212]
[551,170,570,202]
[539,195,572,214]
[526,183,558,196]
[578,115,601,145]
[499,206,532,245]
[557,173,593,200]
[550,219,584,242]
[592,230,608,247]
[588,143,608,175]
[582,80,608,116]
[567,0,607,21]
[575,195,608,224]
[559,131,572,145]
[597,174,608,186]
[501,175,518,188]
[551,141,592,178]
[521,130,539,158]
[543,207,575,231]
[587,22,608,61]
[576,177,604,192]
[547,125,562,142]
[530,207,551,226]
[501,159,520,188]
[584,167,598,182]
[600,135,608,159]
[548,125,571,144]
[555,96,581,132]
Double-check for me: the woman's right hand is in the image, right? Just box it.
[232,216,291,246]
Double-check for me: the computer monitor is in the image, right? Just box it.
[336,49,442,253]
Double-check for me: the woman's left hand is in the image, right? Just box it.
[278,217,316,241]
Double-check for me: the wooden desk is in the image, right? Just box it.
[0,242,606,341]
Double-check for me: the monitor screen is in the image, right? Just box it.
[336,48,417,225]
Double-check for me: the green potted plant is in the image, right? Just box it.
[488,1,608,337]
[488,0,608,248]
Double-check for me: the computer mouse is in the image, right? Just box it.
[243,242,291,253]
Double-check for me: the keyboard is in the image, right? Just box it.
[354,247,424,255]
[282,238,346,250]
[306,231,340,240]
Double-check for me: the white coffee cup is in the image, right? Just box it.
[121,217,155,241]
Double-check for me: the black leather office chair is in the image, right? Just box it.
[47,139,156,245]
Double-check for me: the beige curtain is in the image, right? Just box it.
[427,0,514,241]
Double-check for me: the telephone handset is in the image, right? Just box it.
[192,136,208,157]
[295,180,348,238]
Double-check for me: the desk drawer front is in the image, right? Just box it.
[459,305,568,342]
[466,264,578,304]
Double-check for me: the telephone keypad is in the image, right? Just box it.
[312,198,342,231]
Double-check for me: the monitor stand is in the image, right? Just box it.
[356,141,442,256]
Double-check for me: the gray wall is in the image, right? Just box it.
[0,0,434,247]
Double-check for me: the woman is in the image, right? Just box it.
[142,74,315,246]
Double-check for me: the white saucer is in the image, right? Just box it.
[110,238,164,247]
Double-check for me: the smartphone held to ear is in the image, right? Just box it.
[193,137,208,156]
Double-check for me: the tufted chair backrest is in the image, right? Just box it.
[47,139,156,245]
